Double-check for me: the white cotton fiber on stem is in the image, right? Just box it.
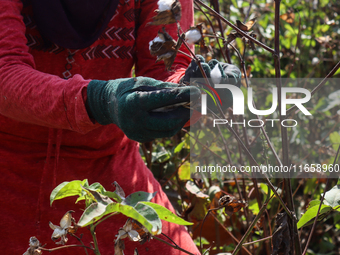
[210,64,222,84]
[149,36,165,50]
[185,29,202,45]
[157,0,175,12]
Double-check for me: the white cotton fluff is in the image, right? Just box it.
[210,64,222,84]
[149,36,165,50]
[157,0,175,11]
[312,57,320,65]
[185,29,202,45]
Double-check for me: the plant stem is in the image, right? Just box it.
[70,233,89,255]
[232,185,272,255]
[209,212,253,255]
[242,235,272,246]
[194,2,228,63]
[287,60,340,115]
[153,235,197,255]
[90,224,101,255]
[274,1,301,254]
[40,244,94,252]
[208,108,295,219]
[194,0,276,55]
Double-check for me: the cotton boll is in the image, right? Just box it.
[210,64,222,84]
[157,0,175,11]
[149,36,165,50]
[185,29,202,45]
[312,57,320,65]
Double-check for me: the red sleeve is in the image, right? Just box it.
[134,0,194,83]
[0,0,99,134]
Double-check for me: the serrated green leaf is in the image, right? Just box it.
[140,202,193,225]
[50,179,88,206]
[297,204,332,229]
[122,191,157,207]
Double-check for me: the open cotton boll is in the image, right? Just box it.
[157,0,175,12]
[149,36,165,50]
[210,64,222,84]
[312,57,320,65]
[185,29,202,45]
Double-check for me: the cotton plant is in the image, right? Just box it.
[114,218,151,255]
[23,180,193,254]
[150,0,181,26]
[148,21,204,70]
[49,210,76,245]
[23,236,42,255]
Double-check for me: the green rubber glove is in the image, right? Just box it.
[182,55,241,112]
[87,77,201,142]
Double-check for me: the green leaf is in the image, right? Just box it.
[77,202,112,227]
[134,203,162,234]
[50,179,88,205]
[104,191,123,203]
[140,202,193,225]
[174,140,185,154]
[330,132,340,151]
[151,150,171,163]
[231,0,237,8]
[178,161,191,181]
[122,191,157,207]
[82,187,113,205]
[248,199,260,215]
[307,200,321,209]
[334,67,340,76]
[78,202,162,235]
[324,185,340,208]
[297,204,332,229]
[76,182,107,203]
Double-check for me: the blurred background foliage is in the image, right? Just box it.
[140,0,340,254]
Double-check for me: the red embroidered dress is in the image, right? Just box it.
[0,0,198,254]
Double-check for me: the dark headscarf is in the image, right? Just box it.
[29,0,119,49]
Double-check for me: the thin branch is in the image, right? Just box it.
[274,1,300,254]
[287,60,340,115]
[242,235,272,246]
[194,0,276,55]
[153,235,197,255]
[232,185,272,255]
[40,244,94,252]
[194,2,228,63]
[70,233,89,255]
[209,212,253,255]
